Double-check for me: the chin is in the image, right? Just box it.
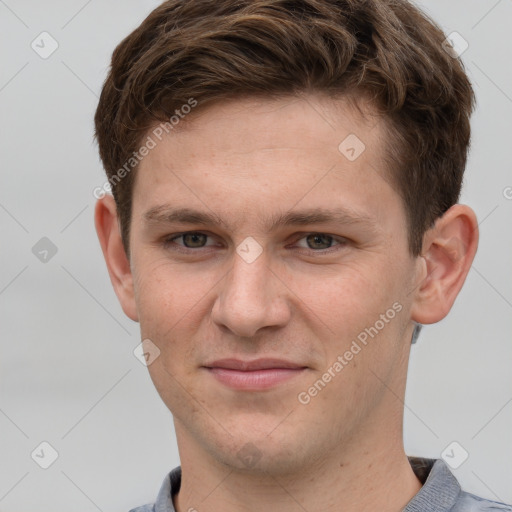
[203,420,326,476]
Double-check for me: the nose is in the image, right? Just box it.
[211,249,291,338]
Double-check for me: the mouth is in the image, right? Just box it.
[202,358,308,391]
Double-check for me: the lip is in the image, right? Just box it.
[204,358,305,371]
[203,358,307,390]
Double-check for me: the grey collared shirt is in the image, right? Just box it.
[129,457,512,512]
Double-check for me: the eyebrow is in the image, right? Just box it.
[143,205,378,233]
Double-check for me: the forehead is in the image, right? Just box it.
[132,94,401,230]
[154,94,383,157]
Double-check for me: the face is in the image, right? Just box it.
[127,94,420,474]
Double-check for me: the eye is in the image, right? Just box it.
[295,233,347,251]
[162,231,348,253]
[165,232,216,249]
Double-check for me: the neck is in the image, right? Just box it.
[174,417,422,512]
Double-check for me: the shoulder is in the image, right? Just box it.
[128,466,181,512]
[452,491,512,511]
[129,506,155,512]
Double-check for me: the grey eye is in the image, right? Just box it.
[305,234,334,250]
[181,233,208,248]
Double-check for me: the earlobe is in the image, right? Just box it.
[410,204,479,325]
[94,195,139,322]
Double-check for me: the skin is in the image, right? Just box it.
[95,94,478,512]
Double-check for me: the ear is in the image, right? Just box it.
[94,195,139,322]
[410,204,479,324]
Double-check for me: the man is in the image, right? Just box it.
[93,1,511,511]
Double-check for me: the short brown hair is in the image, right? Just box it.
[94,0,475,256]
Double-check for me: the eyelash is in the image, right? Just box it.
[162,231,349,254]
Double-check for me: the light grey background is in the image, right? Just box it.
[0,1,511,510]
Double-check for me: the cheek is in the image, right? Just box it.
[288,257,409,384]
[133,258,211,327]
[136,265,207,408]
[288,259,398,332]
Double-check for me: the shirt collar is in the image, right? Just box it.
[404,457,462,511]
[154,466,180,512]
